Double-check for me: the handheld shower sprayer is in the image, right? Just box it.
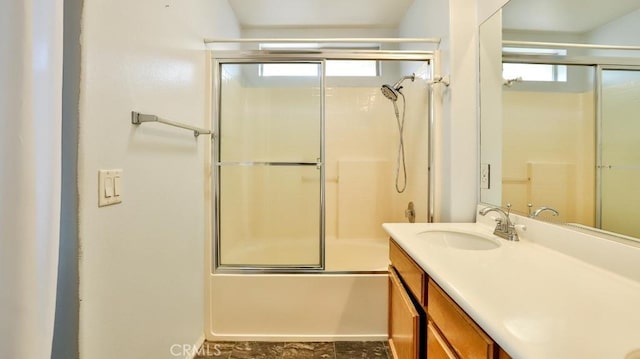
[380,73,416,102]
[380,73,415,193]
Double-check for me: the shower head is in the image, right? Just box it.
[381,84,399,101]
[381,73,416,101]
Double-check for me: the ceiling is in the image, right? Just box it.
[227,0,415,28]
[503,0,640,33]
[227,0,640,34]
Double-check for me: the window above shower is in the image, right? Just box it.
[259,61,379,77]
[259,43,380,77]
[502,47,568,82]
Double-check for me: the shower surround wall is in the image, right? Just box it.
[502,90,595,225]
[325,79,430,245]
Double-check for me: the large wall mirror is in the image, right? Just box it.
[479,0,640,240]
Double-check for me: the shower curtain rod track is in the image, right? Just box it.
[131,111,212,138]
[504,40,640,51]
[204,37,441,45]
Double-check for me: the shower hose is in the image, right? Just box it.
[392,92,407,193]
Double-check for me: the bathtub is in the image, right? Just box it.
[325,237,389,271]
[207,237,389,341]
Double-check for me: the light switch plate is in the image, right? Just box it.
[480,163,490,189]
[98,169,123,207]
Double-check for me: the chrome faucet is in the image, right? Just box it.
[527,203,560,218]
[479,204,519,241]
[529,205,559,218]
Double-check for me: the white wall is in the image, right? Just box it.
[398,0,481,222]
[478,0,510,24]
[242,27,397,40]
[398,0,483,223]
[585,7,640,56]
[78,1,240,359]
[441,0,480,222]
[587,7,640,44]
[398,0,449,48]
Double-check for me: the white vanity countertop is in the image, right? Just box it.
[383,221,640,359]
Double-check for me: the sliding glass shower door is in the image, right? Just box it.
[599,67,640,238]
[215,62,324,269]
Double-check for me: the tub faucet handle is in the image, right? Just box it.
[405,201,416,223]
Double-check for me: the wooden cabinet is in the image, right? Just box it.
[426,321,458,359]
[388,238,512,359]
[388,266,421,359]
[389,239,427,305]
[388,239,426,359]
[428,280,497,359]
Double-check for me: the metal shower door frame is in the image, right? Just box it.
[211,49,436,273]
[595,64,640,230]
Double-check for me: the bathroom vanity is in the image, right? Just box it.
[387,231,510,359]
[385,209,640,359]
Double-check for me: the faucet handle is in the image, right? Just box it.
[506,203,512,216]
[514,224,527,232]
[527,203,532,216]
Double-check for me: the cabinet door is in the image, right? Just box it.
[427,321,458,359]
[428,280,495,359]
[388,266,420,359]
[389,239,428,305]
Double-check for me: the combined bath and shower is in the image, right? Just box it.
[381,73,415,193]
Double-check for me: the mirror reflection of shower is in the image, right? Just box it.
[381,73,415,193]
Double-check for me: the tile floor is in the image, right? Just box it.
[195,341,391,359]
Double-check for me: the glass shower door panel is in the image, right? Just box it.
[601,69,640,238]
[601,170,640,238]
[219,166,321,267]
[217,61,323,269]
[219,63,322,163]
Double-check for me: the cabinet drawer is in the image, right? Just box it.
[498,348,512,359]
[388,266,420,359]
[427,321,458,359]
[427,280,495,359]
[389,239,427,306]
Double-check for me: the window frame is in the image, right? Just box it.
[258,43,381,78]
[502,47,568,82]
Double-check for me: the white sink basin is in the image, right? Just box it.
[417,230,501,250]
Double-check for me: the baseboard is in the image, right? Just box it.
[187,334,206,359]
